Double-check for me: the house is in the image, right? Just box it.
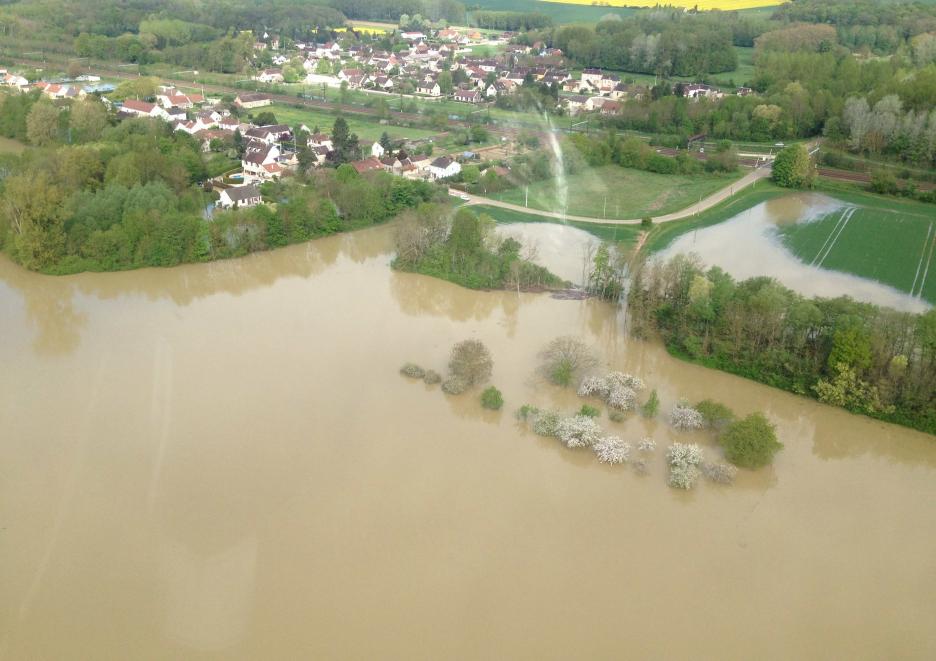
[454,89,482,104]
[119,99,168,120]
[400,31,427,42]
[218,184,262,209]
[234,93,272,109]
[563,95,590,115]
[371,141,386,158]
[351,157,383,174]
[244,124,292,145]
[416,80,441,97]
[737,86,753,97]
[682,83,721,100]
[194,129,234,153]
[307,133,334,152]
[581,68,603,87]
[338,68,363,82]
[428,156,461,180]
[254,68,284,84]
[2,72,30,90]
[242,142,281,181]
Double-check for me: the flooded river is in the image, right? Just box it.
[1,224,934,659]
[658,193,930,312]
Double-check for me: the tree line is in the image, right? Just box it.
[628,255,936,435]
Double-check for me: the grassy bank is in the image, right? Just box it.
[471,204,641,245]
[490,165,740,220]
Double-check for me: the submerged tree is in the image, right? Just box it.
[448,339,493,386]
[539,336,598,387]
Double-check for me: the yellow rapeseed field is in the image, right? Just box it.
[539,0,784,9]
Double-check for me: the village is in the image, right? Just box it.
[1,24,754,212]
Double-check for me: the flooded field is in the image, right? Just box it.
[657,193,932,312]
[1,224,934,659]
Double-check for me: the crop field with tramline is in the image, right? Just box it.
[779,205,936,303]
[538,0,785,9]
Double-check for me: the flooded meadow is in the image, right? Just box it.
[1,223,934,659]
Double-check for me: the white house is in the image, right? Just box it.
[242,142,281,181]
[428,156,461,180]
[254,68,284,84]
[119,99,169,120]
[371,141,386,158]
[416,81,441,97]
[218,184,262,209]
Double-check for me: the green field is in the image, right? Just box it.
[779,203,936,303]
[467,0,638,24]
[471,204,641,244]
[489,165,740,220]
[264,105,439,143]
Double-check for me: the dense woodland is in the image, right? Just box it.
[628,255,936,435]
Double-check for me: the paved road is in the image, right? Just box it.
[455,165,772,225]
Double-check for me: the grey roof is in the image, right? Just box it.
[225,184,261,202]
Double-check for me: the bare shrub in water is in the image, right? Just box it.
[556,415,602,448]
[400,363,425,378]
[539,336,598,387]
[669,404,704,431]
[593,436,630,464]
[423,369,441,385]
[448,340,493,386]
[632,458,650,475]
[441,375,469,395]
[702,462,738,485]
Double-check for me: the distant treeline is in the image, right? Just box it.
[329,0,465,24]
[470,11,552,31]
[773,0,936,55]
[630,255,936,435]
[535,12,741,76]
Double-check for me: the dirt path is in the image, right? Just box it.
[456,166,771,226]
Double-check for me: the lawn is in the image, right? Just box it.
[489,166,741,220]
[778,201,936,302]
[471,204,641,245]
[265,105,439,143]
[468,0,637,23]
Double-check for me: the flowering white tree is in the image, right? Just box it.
[593,436,630,464]
[578,371,645,412]
[637,438,656,452]
[556,415,602,448]
[666,442,704,489]
[669,404,704,431]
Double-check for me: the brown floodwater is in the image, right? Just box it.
[1,224,934,660]
[658,193,930,313]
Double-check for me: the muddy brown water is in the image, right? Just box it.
[657,192,931,313]
[1,224,934,660]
